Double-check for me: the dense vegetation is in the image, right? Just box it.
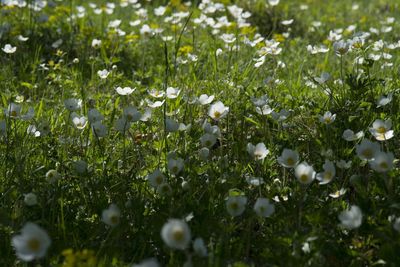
[1,0,400,266]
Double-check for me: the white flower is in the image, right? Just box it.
[70,112,87,129]
[11,223,51,262]
[316,160,336,185]
[281,19,294,26]
[295,162,316,184]
[376,92,393,108]
[132,258,160,267]
[226,195,247,216]
[200,133,217,148]
[255,104,273,115]
[277,149,299,168]
[356,139,380,161]
[369,119,394,141]
[116,86,135,96]
[338,205,362,229]
[253,198,275,217]
[88,108,104,123]
[393,218,400,232]
[208,101,229,121]
[333,40,349,56]
[123,106,142,122]
[166,87,181,99]
[245,176,264,186]
[2,44,17,54]
[46,169,61,184]
[247,142,269,160]
[5,103,22,118]
[193,237,207,257]
[329,188,347,198]
[336,160,351,169]
[199,147,210,160]
[251,95,269,107]
[64,98,82,111]
[115,117,131,133]
[147,169,165,188]
[161,219,191,250]
[166,118,179,132]
[168,157,184,175]
[197,94,214,105]
[369,151,394,172]
[102,204,121,227]
[203,122,221,137]
[319,111,336,124]
[92,121,108,137]
[146,99,165,108]
[97,69,110,79]
[91,39,102,48]
[315,72,331,84]
[271,109,290,121]
[148,89,165,98]
[342,129,364,141]
[268,0,280,6]
[220,33,236,44]
[157,183,172,196]
[24,193,38,206]
[0,120,6,136]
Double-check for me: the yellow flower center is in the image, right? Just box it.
[213,111,221,119]
[229,202,239,211]
[377,127,386,134]
[286,157,294,166]
[110,215,119,225]
[362,149,373,159]
[379,162,388,170]
[155,175,163,185]
[172,228,184,242]
[28,238,41,252]
[300,174,309,183]
[11,110,17,117]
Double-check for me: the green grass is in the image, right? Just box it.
[1,0,400,266]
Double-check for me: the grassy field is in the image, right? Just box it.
[1,0,400,266]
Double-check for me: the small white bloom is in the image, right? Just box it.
[70,112,87,129]
[197,94,214,105]
[338,205,362,229]
[295,162,316,184]
[247,142,269,160]
[199,147,210,160]
[336,160,351,169]
[168,157,184,175]
[393,218,400,232]
[147,169,165,188]
[369,119,394,141]
[166,87,181,99]
[333,40,349,56]
[5,103,22,118]
[116,86,135,96]
[123,106,142,122]
[102,204,121,227]
[64,98,82,111]
[88,108,104,123]
[91,39,102,48]
[226,195,247,216]
[132,258,160,267]
[11,223,51,262]
[24,193,38,206]
[208,101,229,121]
[97,69,110,79]
[157,183,173,196]
[148,89,165,98]
[316,160,336,185]
[277,149,299,168]
[356,139,380,161]
[342,129,364,141]
[369,151,394,172]
[91,121,108,137]
[2,44,17,54]
[268,0,280,6]
[253,198,275,217]
[376,92,393,108]
[161,219,191,250]
[200,133,217,148]
[115,117,131,133]
[46,169,61,184]
[319,111,336,124]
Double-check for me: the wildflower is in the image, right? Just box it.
[71,113,87,129]
[161,219,191,250]
[168,157,184,175]
[199,147,210,160]
[338,205,362,229]
[132,258,160,267]
[115,117,131,133]
[46,169,61,184]
[333,40,349,56]
[123,106,141,122]
[319,111,336,124]
[116,86,135,96]
[369,151,394,172]
[91,121,108,137]
[369,119,394,141]
[376,92,393,108]
[197,94,214,105]
[193,238,208,257]
[226,195,247,216]
[5,103,21,118]
[294,162,316,184]
[166,87,181,99]
[24,193,38,206]
[316,160,336,185]
[11,223,51,262]
[97,69,109,79]
[255,104,273,115]
[208,101,229,121]
[148,89,165,98]
[157,183,172,196]
[247,142,269,160]
[166,118,179,132]
[251,95,269,107]
[336,160,351,169]
[329,188,347,198]
[64,98,82,111]
[88,108,104,123]
[2,44,16,53]
[253,198,275,217]
[315,72,331,84]
[147,169,165,188]
[342,129,364,141]
[277,149,299,168]
[200,133,217,148]
[356,139,380,161]
[268,0,280,6]
[271,109,290,121]
[393,218,400,232]
[245,176,264,186]
[102,204,121,227]
[0,120,6,136]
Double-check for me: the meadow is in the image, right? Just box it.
[1,0,400,266]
